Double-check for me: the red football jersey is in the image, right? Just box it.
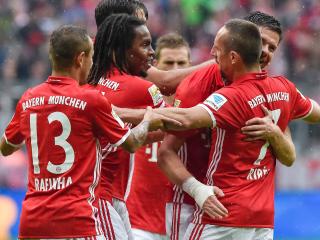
[169,64,224,205]
[94,68,164,202]
[4,76,130,238]
[126,142,168,234]
[197,72,312,228]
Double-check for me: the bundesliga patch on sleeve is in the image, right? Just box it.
[204,93,227,111]
[148,85,163,106]
[173,99,181,107]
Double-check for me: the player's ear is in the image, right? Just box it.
[230,51,240,65]
[75,51,86,68]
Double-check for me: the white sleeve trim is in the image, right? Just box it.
[3,134,24,148]
[198,104,217,128]
[112,129,131,147]
[296,99,314,120]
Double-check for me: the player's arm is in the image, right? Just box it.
[158,134,228,219]
[0,137,19,156]
[146,60,215,95]
[113,106,145,125]
[241,105,296,167]
[302,99,320,123]
[114,105,213,130]
[120,107,181,153]
[155,105,214,130]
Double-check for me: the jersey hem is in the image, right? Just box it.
[131,225,166,235]
[18,234,101,238]
[198,221,274,229]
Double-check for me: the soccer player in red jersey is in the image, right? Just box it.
[94,0,215,96]
[126,33,191,240]
[153,19,320,239]
[156,12,297,240]
[86,14,167,239]
[0,25,178,240]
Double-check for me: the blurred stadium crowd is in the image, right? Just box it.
[0,0,320,189]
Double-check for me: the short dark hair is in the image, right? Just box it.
[95,0,148,27]
[133,0,148,20]
[49,25,91,71]
[223,19,262,67]
[88,14,145,85]
[244,11,282,41]
[155,33,190,60]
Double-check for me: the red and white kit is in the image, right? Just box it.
[93,68,164,238]
[4,76,130,239]
[167,64,224,240]
[187,72,312,239]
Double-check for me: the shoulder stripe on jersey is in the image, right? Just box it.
[3,133,24,148]
[112,129,131,147]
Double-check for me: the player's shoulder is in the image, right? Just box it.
[181,63,219,86]
[269,75,296,90]
[19,82,48,100]
[76,84,110,106]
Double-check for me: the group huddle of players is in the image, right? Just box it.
[1,1,320,240]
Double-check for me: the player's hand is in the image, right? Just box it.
[143,106,181,131]
[202,186,228,219]
[241,105,279,141]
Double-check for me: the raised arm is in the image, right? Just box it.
[146,60,215,95]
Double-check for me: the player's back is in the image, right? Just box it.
[94,68,164,201]
[12,76,124,237]
[199,72,312,227]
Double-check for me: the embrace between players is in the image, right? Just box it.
[1,1,320,240]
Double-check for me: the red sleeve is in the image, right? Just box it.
[199,89,240,129]
[92,94,131,147]
[290,87,312,120]
[174,63,223,108]
[4,100,24,146]
[146,84,165,108]
[170,64,224,138]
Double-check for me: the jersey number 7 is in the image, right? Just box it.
[254,109,281,166]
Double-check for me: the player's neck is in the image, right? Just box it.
[51,69,80,84]
[232,64,261,82]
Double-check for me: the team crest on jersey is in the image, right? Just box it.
[173,99,181,107]
[204,93,227,111]
[148,85,163,106]
[111,107,125,128]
